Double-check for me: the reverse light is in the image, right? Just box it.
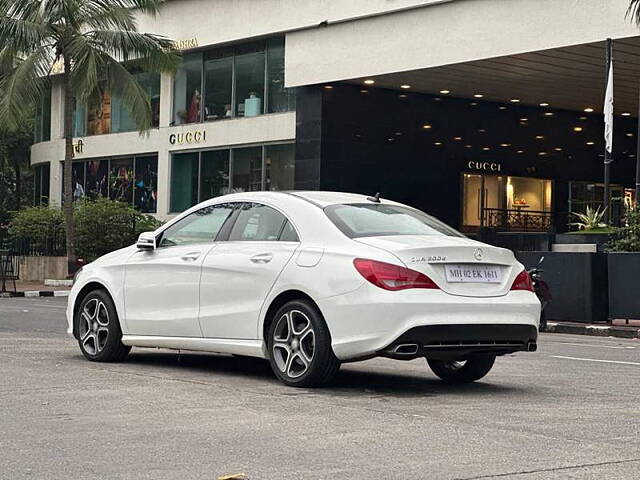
[510,270,534,292]
[353,258,439,291]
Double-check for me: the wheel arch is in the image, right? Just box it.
[261,289,325,348]
[72,281,117,339]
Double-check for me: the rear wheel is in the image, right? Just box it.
[76,289,130,362]
[427,355,496,384]
[267,299,340,387]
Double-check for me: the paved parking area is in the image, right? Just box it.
[1,297,640,479]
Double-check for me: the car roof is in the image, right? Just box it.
[202,191,399,208]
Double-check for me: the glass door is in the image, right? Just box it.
[461,174,505,230]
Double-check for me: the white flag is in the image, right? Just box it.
[604,61,614,155]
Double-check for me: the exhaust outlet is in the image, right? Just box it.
[527,342,537,352]
[392,344,419,355]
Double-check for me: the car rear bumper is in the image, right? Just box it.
[317,283,540,361]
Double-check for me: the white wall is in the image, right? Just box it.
[285,0,640,87]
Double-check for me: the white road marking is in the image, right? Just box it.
[549,341,635,350]
[552,355,640,366]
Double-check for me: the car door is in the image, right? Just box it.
[124,203,236,337]
[198,202,300,339]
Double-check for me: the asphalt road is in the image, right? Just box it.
[1,297,640,480]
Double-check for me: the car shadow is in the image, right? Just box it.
[68,349,534,398]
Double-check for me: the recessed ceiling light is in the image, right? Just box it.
[482,147,490,151]
[538,152,547,156]
[439,89,450,94]
[434,142,442,146]
[473,94,484,98]
[434,97,442,101]
[573,126,583,132]
[520,118,528,122]
[363,79,375,85]
[627,133,634,137]
[499,106,507,110]
[453,136,462,141]
[579,116,588,120]
[422,124,432,129]
[400,84,411,89]
[395,132,402,136]
[540,102,550,107]
[470,102,478,106]
[399,94,408,98]
[323,85,333,89]
[586,141,595,145]
[555,147,563,151]
[544,112,554,116]
[510,98,521,103]
[535,135,544,140]
[500,143,511,147]
[478,129,486,133]
[622,112,631,116]
[465,144,472,148]
[517,150,524,154]
[584,107,594,113]
[360,89,368,94]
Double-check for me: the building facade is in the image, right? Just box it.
[32,0,640,232]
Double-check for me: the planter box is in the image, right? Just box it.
[554,233,610,252]
[608,253,640,320]
[516,252,608,323]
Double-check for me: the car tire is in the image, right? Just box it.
[76,289,131,362]
[427,354,496,384]
[267,299,340,387]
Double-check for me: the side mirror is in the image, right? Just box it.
[136,231,156,250]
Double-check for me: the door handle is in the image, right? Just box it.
[181,252,201,262]
[250,253,273,264]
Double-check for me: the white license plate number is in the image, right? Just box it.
[444,264,502,283]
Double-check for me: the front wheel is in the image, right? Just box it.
[267,299,340,387]
[427,355,496,384]
[76,289,130,362]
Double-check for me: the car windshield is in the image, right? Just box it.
[324,203,465,238]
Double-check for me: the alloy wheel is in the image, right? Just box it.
[78,298,110,356]
[272,309,315,379]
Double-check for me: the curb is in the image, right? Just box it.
[546,322,640,339]
[0,290,70,298]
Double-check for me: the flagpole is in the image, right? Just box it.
[636,85,640,204]
[604,38,613,225]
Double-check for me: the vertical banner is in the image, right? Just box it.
[604,61,614,155]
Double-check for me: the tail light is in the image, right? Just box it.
[510,270,534,292]
[353,258,439,291]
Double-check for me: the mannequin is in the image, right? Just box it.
[187,89,201,123]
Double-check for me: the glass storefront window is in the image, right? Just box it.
[134,156,158,213]
[112,72,161,132]
[34,164,50,205]
[200,150,230,201]
[72,162,86,200]
[87,93,112,135]
[232,147,263,192]
[34,88,51,143]
[73,100,87,137]
[109,158,133,204]
[173,52,203,125]
[235,51,265,117]
[170,152,199,212]
[267,37,295,113]
[203,52,233,121]
[85,160,109,199]
[265,144,295,191]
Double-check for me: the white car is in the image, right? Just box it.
[67,191,540,387]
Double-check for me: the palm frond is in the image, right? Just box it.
[627,0,640,26]
[0,46,51,129]
[87,29,180,72]
[0,15,50,54]
[80,1,137,32]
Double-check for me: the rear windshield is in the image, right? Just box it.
[324,203,465,239]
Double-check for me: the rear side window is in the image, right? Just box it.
[324,203,464,239]
[229,203,296,241]
[159,203,235,247]
[279,221,299,242]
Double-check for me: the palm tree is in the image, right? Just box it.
[0,0,179,273]
[629,1,640,24]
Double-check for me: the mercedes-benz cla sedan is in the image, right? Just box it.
[67,191,540,387]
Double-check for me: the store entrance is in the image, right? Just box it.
[462,173,552,232]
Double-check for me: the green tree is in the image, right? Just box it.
[608,205,640,252]
[0,0,179,273]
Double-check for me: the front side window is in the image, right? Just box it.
[159,203,235,247]
[229,203,289,241]
[325,204,465,239]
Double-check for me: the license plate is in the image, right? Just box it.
[444,264,502,283]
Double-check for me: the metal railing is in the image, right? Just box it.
[482,208,553,232]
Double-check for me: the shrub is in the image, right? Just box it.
[7,206,65,253]
[74,197,163,261]
[607,205,640,252]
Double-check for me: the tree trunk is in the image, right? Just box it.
[62,57,76,274]
[12,159,21,210]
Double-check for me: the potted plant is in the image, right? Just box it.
[554,206,614,251]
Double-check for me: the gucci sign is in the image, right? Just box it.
[169,130,206,145]
[467,161,502,172]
